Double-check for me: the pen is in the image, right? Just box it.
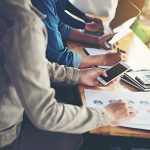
[117,48,126,54]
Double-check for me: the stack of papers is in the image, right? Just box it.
[121,70,150,91]
[85,89,150,130]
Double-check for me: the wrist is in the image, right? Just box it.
[92,55,106,66]
[84,23,88,31]
[79,69,84,84]
[90,55,102,66]
[84,15,91,23]
[96,36,101,47]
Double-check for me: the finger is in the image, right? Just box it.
[128,106,136,113]
[121,54,127,61]
[97,69,107,77]
[88,68,105,79]
[94,18,102,24]
[94,80,101,86]
[113,44,118,49]
[102,45,112,50]
[107,80,116,86]
[106,33,116,40]
[127,112,136,119]
[105,34,115,40]
[101,43,112,50]
[91,78,103,87]
[129,112,136,118]
[118,99,127,104]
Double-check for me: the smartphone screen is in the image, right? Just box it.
[99,63,129,83]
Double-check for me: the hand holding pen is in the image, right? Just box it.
[117,48,127,62]
[117,48,126,54]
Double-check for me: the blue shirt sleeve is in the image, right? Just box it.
[58,21,72,40]
[31,0,82,68]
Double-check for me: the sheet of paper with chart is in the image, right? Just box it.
[84,89,150,130]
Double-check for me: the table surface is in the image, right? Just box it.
[68,16,150,139]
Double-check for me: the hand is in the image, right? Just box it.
[85,22,103,33]
[84,15,103,24]
[103,52,126,66]
[79,68,107,86]
[84,15,104,30]
[98,34,116,50]
[105,100,136,123]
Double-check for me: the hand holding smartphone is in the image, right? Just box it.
[97,62,130,85]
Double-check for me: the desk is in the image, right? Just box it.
[68,19,150,148]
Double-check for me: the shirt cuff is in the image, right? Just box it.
[72,53,82,68]
[64,25,72,40]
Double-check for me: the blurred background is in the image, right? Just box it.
[70,0,150,49]
[131,0,150,49]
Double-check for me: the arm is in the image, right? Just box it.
[67,29,126,68]
[56,0,86,29]
[68,28,99,46]
[47,61,79,85]
[68,29,118,49]
[66,0,86,19]
[65,1,103,32]
[66,1,103,28]
[32,0,82,68]
[32,0,124,69]
[60,11,86,29]
[4,16,110,134]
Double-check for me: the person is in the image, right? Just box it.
[56,0,104,33]
[70,0,119,22]
[31,0,126,69]
[0,0,135,150]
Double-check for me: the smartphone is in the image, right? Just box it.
[104,42,111,49]
[135,75,150,85]
[97,62,130,85]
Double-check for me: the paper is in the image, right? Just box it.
[103,24,132,45]
[84,89,150,130]
[84,48,109,56]
[108,28,131,45]
[84,48,112,69]
[121,70,150,92]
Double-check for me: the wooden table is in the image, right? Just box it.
[68,21,150,148]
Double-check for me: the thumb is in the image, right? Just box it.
[107,33,116,40]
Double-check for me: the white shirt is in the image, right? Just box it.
[70,0,119,20]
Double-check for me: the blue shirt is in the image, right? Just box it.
[32,0,82,68]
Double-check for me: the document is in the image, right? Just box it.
[84,48,109,56]
[85,89,150,130]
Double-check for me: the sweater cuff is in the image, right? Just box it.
[66,67,80,85]
[94,107,110,126]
